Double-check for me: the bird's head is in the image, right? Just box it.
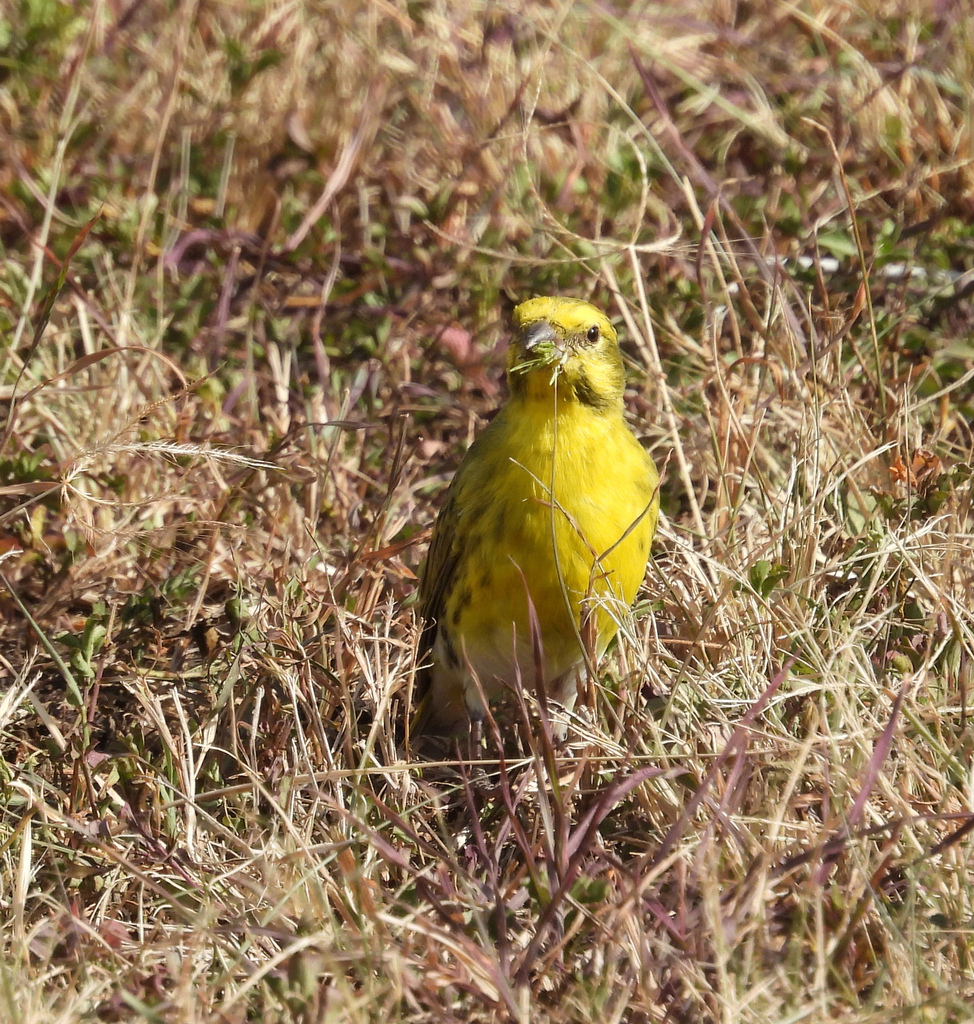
[508,296,626,411]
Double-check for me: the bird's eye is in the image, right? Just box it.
[586,325,600,344]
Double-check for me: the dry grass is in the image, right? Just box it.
[1,0,973,1021]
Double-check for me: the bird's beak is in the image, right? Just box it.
[509,318,568,377]
[519,319,561,354]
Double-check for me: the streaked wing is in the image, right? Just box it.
[413,484,463,708]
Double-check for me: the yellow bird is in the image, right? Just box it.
[413,296,659,740]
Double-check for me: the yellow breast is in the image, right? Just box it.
[445,389,658,691]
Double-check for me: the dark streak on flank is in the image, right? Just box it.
[443,632,461,667]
